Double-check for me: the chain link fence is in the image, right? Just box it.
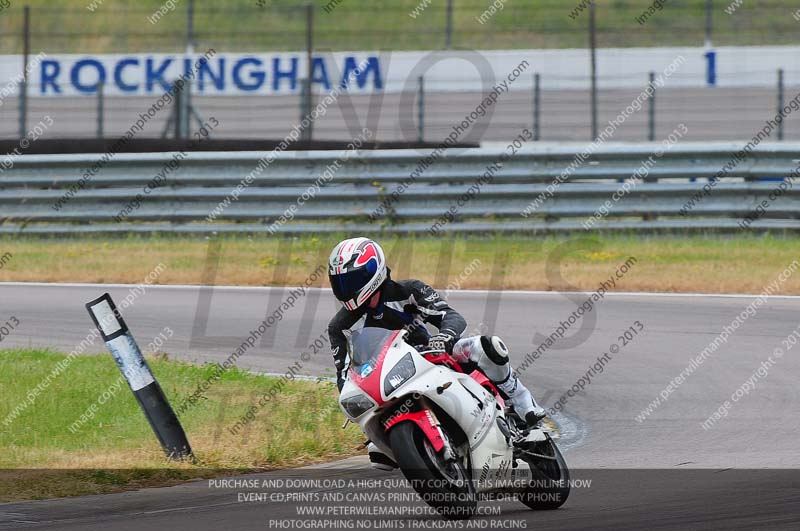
[0,1,798,53]
[4,74,799,143]
[1,1,799,143]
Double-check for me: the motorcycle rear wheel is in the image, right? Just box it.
[388,421,477,520]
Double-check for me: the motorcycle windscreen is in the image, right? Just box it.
[348,327,396,378]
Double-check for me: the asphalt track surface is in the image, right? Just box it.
[1,283,800,530]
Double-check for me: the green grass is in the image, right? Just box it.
[0,349,363,500]
[1,233,800,294]
[0,0,794,54]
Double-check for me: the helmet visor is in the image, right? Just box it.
[329,268,374,304]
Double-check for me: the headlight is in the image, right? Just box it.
[384,352,416,395]
[340,393,375,419]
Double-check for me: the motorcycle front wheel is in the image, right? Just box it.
[388,421,477,520]
[518,433,570,510]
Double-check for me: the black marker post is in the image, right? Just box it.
[86,293,193,460]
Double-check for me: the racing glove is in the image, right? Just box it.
[428,331,457,353]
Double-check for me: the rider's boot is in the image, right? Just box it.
[367,442,398,471]
[495,365,547,427]
[453,335,546,427]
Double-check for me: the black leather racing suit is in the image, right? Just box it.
[327,279,467,386]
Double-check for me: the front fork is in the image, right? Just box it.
[382,396,458,463]
[420,397,458,463]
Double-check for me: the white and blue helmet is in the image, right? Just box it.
[328,237,387,311]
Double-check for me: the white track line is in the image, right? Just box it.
[2,281,800,300]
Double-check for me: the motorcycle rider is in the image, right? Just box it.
[327,237,547,470]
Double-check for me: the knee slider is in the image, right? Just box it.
[480,335,509,365]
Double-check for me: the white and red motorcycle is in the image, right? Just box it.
[338,327,570,520]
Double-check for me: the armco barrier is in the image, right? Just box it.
[1,143,799,234]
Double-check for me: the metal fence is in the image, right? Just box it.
[5,73,800,144]
[2,144,800,235]
[2,1,800,143]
